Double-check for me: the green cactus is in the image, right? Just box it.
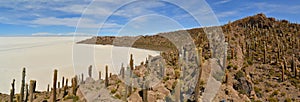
[72,76,78,95]
[99,71,101,80]
[194,47,203,101]
[25,83,28,102]
[88,65,92,78]
[52,69,58,101]
[62,77,65,88]
[105,65,109,87]
[130,54,134,70]
[20,68,26,102]
[9,79,15,102]
[281,63,285,82]
[29,80,35,102]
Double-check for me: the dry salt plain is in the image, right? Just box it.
[0,37,159,94]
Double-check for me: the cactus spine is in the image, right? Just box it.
[9,79,15,102]
[105,65,109,87]
[20,68,26,102]
[52,69,58,101]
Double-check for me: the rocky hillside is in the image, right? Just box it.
[78,13,300,101]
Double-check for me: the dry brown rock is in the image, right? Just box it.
[153,83,170,99]
[133,65,147,77]
[165,67,175,78]
[147,91,157,102]
[128,91,142,102]
[165,79,175,90]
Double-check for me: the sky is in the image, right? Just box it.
[0,0,299,36]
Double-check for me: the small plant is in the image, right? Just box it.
[268,97,278,102]
[227,63,234,69]
[235,70,244,79]
[247,58,253,65]
[254,86,261,93]
[284,97,292,102]
[114,94,122,99]
[280,92,286,96]
[111,89,117,94]
[271,90,279,96]
[233,65,238,70]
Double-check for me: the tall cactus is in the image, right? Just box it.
[62,77,65,88]
[194,47,203,102]
[20,67,26,102]
[293,54,297,77]
[292,54,295,73]
[88,65,92,78]
[29,80,35,102]
[9,79,15,102]
[281,63,285,82]
[283,57,287,71]
[121,63,125,79]
[225,70,229,85]
[81,73,84,83]
[231,47,234,59]
[47,84,49,93]
[52,69,58,101]
[263,41,267,64]
[25,83,29,102]
[63,78,68,97]
[99,71,102,80]
[58,82,61,94]
[130,54,134,70]
[72,76,78,95]
[142,79,148,102]
[105,65,109,87]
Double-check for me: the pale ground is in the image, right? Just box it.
[0,37,159,94]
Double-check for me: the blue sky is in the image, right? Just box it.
[0,0,299,36]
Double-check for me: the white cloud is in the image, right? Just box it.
[213,0,231,5]
[32,17,79,27]
[31,32,93,36]
[216,11,238,18]
[31,17,122,29]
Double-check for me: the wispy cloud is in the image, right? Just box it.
[213,0,231,5]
